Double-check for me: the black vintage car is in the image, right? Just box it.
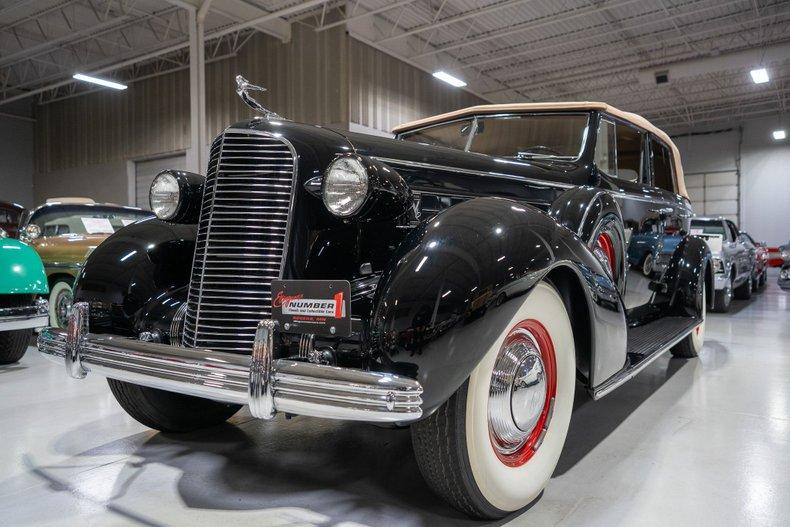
[40,83,710,519]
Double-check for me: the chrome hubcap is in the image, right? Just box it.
[489,328,550,455]
[56,289,73,328]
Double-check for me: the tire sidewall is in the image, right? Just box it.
[48,280,74,328]
[464,281,575,512]
[690,281,706,351]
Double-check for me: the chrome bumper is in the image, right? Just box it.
[0,298,48,332]
[38,302,423,423]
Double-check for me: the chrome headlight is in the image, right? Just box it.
[323,157,369,217]
[150,172,180,220]
[781,268,790,280]
[0,228,6,239]
[712,257,725,274]
[782,248,790,261]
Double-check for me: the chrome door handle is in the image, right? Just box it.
[649,207,674,215]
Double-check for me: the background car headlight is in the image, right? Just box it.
[782,248,790,261]
[149,172,180,220]
[323,157,369,217]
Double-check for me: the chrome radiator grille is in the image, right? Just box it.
[182,129,296,352]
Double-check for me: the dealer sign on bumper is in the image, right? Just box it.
[271,280,351,337]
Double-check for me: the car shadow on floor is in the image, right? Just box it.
[32,348,720,527]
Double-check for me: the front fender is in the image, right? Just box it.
[0,238,48,294]
[74,218,195,337]
[370,197,627,414]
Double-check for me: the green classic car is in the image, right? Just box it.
[0,228,49,364]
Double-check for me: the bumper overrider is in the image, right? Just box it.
[38,302,423,423]
[0,298,48,332]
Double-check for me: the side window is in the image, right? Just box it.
[615,123,644,183]
[399,119,474,150]
[727,222,739,242]
[650,138,675,193]
[594,119,616,175]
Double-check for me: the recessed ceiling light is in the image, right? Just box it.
[73,73,127,90]
[773,129,786,140]
[750,68,769,84]
[433,71,467,88]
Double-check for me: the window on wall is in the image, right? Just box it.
[615,124,644,182]
[651,138,675,193]
[398,119,474,150]
[594,119,616,175]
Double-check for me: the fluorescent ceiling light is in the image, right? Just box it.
[433,71,467,88]
[773,129,786,140]
[73,73,127,90]
[750,68,769,84]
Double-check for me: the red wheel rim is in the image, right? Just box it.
[595,232,616,277]
[489,319,557,467]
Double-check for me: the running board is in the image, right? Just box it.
[591,316,700,400]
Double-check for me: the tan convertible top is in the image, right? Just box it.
[392,102,687,198]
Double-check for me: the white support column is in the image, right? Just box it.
[186,0,213,174]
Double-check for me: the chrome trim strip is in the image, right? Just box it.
[0,314,49,331]
[591,320,700,400]
[0,299,49,331]
[38,306,423,423]
[371,156,575,189]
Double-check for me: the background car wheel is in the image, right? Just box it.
[672,282,706,358]
[712,277,733,312]
[48,279,74,328]
[642,253,654,276]
[411,281,575,519]
[0,295,33,364]
[107,379,242,433]
[734,273,752,300]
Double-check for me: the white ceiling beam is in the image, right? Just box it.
[410,0,644,59]
[0,0,329,106]
[315,0,417,32]
[375,0,532,44]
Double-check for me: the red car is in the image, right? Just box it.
[0,201,26,238]
[739,232,769,288]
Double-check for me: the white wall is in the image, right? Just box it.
[676,117,790,246]
[0,113,35,207]
[33,159,129,207]
[739,116,790,246]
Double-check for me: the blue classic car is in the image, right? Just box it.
[627,216,683,276]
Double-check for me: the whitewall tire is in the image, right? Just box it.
[671,282,706,358]
[411,281,575,519]
[48,279,74,329]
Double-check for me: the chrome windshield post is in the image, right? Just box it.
[249,319,277,419]
[65,302,88,379]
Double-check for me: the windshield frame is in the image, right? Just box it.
[396,111,592,161]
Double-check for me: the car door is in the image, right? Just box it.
[594,114,667,317]
[728,221,749,281]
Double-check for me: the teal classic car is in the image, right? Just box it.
[0,228,49,364]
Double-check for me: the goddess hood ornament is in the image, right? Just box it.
[235,75,282,119]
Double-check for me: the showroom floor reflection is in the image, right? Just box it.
[1,272,789,526]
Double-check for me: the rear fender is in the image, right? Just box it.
[370,197,627,414]
[661,235,711,317]
[0,238,48,295]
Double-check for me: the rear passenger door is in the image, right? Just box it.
[594,115,662,315]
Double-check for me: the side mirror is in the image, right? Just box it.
[20,223,42,242]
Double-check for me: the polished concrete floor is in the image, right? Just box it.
[1,272,789,526]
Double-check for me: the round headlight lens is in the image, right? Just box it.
[150,172,180,220]
[323,157,369,217]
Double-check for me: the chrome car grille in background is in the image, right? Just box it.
[182,129,296,352]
